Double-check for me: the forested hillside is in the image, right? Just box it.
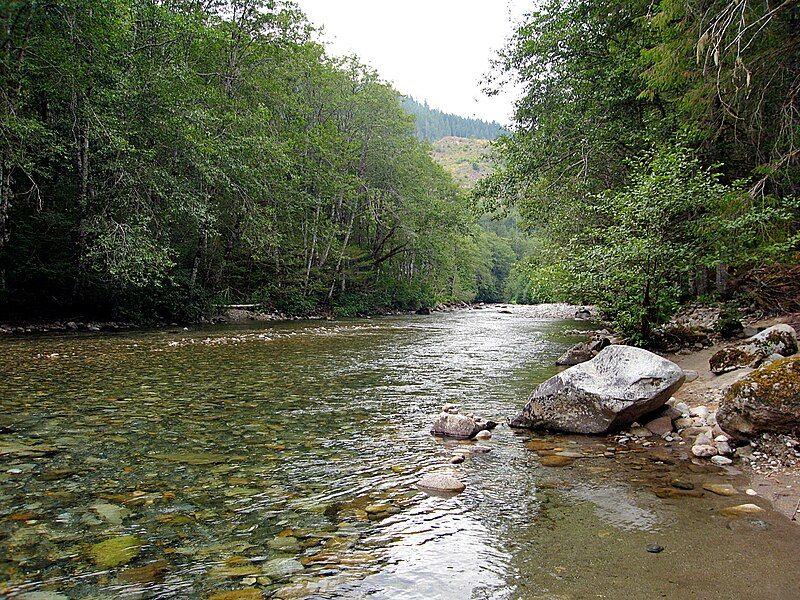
[402,97,506,142]
[478,0,800,343]
[0,1,500,322]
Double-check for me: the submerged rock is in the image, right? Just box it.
[720,503,765,518]
[89,535,143,568]
[118,559,168,583]
[417,472,466,494]
[262,557,304,579]
[510,345,685,434]
[709,324,797,375]
[716,356,800,439]
[703,483,738,496]
[538,455,574,467]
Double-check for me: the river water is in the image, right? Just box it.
[1,306,798,599]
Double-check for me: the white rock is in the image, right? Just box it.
[711,455,733,466]
[746,488,757,496]
[692,444,718,457]
[510,345,686,433]
[690,406,709,420]
[714,434,729,443]
[474,430,492,440]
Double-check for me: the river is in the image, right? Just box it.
[1,306,798,599]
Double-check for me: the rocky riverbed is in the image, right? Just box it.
[1,306,798,599]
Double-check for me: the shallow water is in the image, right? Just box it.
[0,306,798,599]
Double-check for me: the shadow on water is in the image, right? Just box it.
[0,306,798,599]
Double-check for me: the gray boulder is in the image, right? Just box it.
[510,345,685,434]
[709,324,797,375]
[430,412,494,439]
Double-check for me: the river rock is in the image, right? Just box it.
[720,503,765,518]
[262,557,304,579]
[510,345,685,434]
[709,324,798,375]
[716,356,800,439]
[91,502,130,526]
[417,472,466,494]
[89,535,143,568]
[703,483,737,496]
[691,444,718,457]
[644,415,673,436]
[556,342,595,366]
[539,455,574,467]
[430,412,492,439]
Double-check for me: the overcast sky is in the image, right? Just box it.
[297,0,529,125]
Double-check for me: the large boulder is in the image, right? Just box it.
[716,356,800,439]
[510,345,685,434]
[709,324,797,375]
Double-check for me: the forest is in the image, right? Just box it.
[479,0,800,343]
[401,97,506,142]
[0,0,509,322]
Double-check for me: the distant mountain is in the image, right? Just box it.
[402,97,507,142]
[430,136,494,188]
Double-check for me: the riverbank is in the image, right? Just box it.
[666,314,800,521]
[0,302,593,335]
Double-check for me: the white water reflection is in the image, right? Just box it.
[356,500,512,600]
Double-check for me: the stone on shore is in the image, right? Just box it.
[709,324,797,375]
[716,356,800,439]
[510,345,685,434]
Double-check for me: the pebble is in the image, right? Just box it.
[720,503,765,518]
[475,430,492,440]
[746,488,757,496]
[646,544,664,553]
[710,455,733,466]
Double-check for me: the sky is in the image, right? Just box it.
[296,0,530,125]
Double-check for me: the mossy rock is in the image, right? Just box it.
[710,324,798,375]
[717,356,800,438]
[89,535,143,568]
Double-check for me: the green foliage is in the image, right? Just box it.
[0,1,501,321]
[478,0,799,342]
